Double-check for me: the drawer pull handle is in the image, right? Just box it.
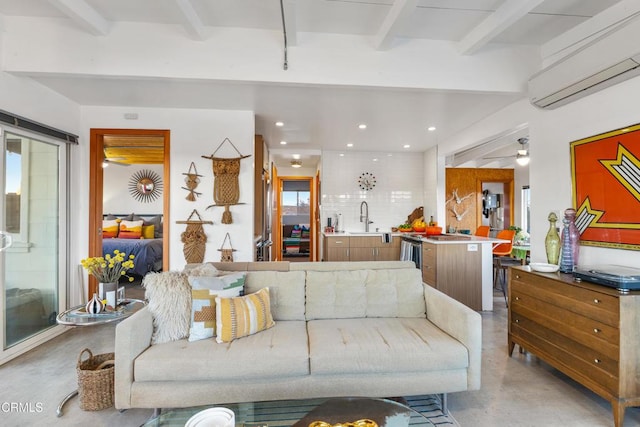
[593,328,601,334]
[594,359,601,364]
[515,319,520,323]
[515,296,520,301]
[594,299,600,304]
[515,275,520,279]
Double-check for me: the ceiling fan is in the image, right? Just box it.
[102,150,130,167]
[483,137,530,166]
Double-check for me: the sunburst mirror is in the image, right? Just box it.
[128,169,163,202]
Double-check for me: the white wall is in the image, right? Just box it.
[528,75,640,267]
[321,150,424,232]
[103,164,164,215]
[80,106,255,272]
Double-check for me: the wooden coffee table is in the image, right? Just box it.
[143,396,437,427]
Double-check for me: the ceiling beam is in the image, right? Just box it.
[281,0,297,46]
[458,0,544,55]
[374,0,418,51]
[48,0,110,36]
[174,0,207,41]
[541,0,640,63]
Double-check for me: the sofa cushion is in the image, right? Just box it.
[305,270,367,320]
[364,269,425,318]
[134,321,309,382]
[215,287,275,343]
[187,273,245,342]
[244,271,306,321]
[307,318,469,375]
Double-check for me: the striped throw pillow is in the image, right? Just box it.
[102,219,119,238]
[215,287,274,343]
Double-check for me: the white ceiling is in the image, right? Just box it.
[0,0,628,168]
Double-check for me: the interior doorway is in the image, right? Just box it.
[479,180,514,235]
[88,129,170,295]
[277,176,316,262]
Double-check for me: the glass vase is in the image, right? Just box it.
[559,208,581,273]
[99,282,118,310]
[545,212,560,265]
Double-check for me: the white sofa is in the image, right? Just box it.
[115,261,482,410]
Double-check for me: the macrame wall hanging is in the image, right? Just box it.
[181,162,203,202]
[202,138,251,224]
[218,232,237,263]
[176,210,213,263]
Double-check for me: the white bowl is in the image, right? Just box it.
[185,407,235,427]
[530,263,560,273]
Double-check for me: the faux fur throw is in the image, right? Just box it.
[142,271,192,345]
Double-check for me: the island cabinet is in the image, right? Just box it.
[323,235,401,262]
[323,236,350,261]
[508,267,640,427]
[421,242,437,286]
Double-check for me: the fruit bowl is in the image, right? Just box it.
[398,228,413,233]
[425,226,442,235]
[413,226,426,232]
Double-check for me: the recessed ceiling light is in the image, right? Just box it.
[427,126,436,131]
[280,141,287,145]
[347,143,354,148]
[339,153,345,157]
[275,121,284,127]
[358,124,367,130]
[372,158,378,162]
[387,153,393,157]
[403,144,411,149]
[292,154,301,159]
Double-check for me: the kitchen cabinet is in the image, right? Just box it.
[323,236,350,261]
[323,235,400,262]
[508,267,640,427]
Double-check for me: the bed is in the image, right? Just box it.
[102,213,163,277]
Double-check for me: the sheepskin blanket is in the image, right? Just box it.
[142,271,192,345]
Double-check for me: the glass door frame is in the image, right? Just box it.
[0,125,69,365]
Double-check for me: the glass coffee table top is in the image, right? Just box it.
[144,396,439,427]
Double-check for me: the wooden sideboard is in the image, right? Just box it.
[508,267,640,427]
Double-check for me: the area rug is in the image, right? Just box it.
[153,395,459,427]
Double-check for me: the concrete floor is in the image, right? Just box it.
[1,288,639,427]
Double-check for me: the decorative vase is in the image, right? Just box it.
[559,208,581,273]
[99,282,118,310]
[85,293,104,314]
[545,212,561,265]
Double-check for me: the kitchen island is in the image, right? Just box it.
[420,234,508,311]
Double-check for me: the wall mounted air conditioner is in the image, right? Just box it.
[529,13,640,109]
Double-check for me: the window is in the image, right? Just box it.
[282,190,310,215]
[4,134,29,245]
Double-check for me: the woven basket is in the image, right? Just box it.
[76,348,115,411]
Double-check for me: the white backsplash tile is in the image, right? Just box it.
[321,150,424,232]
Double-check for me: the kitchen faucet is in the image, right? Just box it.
[360,201,373,232]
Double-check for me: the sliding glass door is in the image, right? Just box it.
[1,127,68,362]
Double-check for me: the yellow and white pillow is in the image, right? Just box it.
[215,287,274,343]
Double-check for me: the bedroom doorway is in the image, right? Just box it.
[88,129,170,296]
[278,177,316,262]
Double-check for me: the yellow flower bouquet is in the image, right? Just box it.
[81,250,136,283]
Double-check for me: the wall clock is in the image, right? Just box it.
[358,172,376,191]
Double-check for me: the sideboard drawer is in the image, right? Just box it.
[511,271,619,327]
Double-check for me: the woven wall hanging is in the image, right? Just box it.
[218,232,237,263]
[181,162,203,202]
[176,210,213,263]
[202,138,251,224]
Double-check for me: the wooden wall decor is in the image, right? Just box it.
[202,138,251,224]
[445,168,514,232]
[176,210,213,263]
